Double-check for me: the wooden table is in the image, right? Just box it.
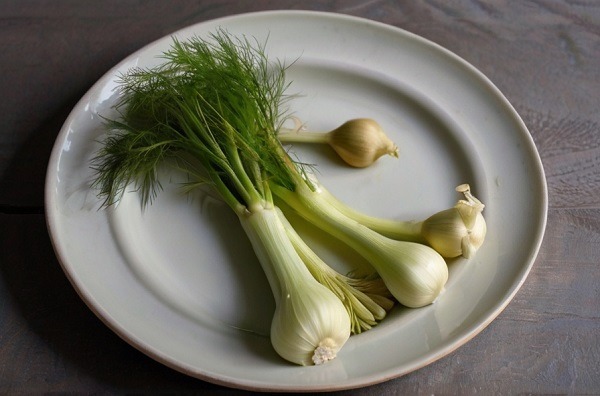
[1,1,598,394]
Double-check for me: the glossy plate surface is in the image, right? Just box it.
[45,11,547,392]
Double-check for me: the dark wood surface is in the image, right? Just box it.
[1,1,599,394]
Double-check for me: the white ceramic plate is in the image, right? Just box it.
[45,11,547,392]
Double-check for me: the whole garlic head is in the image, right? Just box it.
[421,184,487,259]
[328,118,398,168]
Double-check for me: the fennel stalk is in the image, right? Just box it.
[91,30,392,364]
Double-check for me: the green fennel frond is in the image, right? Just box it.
[91,118,180,207]
[91,29,296,213]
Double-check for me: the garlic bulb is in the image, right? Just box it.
[278,118,398,167]
[239,208,351,366]
[420,184,487,259]
[314,181,487,260]
[327,119,399,168]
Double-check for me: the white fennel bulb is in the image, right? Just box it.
[240,208,351,365]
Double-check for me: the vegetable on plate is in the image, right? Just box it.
[91,30,485,366]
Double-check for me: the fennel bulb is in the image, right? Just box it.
[272,182,448,308]
[240,208,350,365]
[90,30,393,365]
[276,207,395,334]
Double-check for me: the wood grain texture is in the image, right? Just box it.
[1,0,599,394]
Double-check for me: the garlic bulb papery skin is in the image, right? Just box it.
[278,118,398,168]
[239,208,351,366]
[328,119,399,168]
[421,184,487,259]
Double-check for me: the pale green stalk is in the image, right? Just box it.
[271,179,449,309]
[275,207,394,334]
[311,181,486,259]
[317,185,427,243]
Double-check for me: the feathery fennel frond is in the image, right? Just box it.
[91,29,295,212]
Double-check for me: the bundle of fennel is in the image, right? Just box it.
[91,30,486,366]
